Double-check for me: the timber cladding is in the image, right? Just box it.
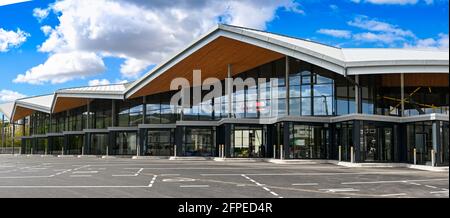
[131,36,284,98]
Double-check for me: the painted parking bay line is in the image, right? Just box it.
[179,185,210,188]
[70,175,92,178]
[292,183,318,186]
[341,178,448,185]
[148,175,158,187]
[319,188,360,193]
[72,171,98,174]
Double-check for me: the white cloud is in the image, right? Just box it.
[40,25,52,36]
[404,33,449,50]
[88,78,128,86]
[88,79,110,86]
[317,29,352,38]
[22,0,302,85]
[0,0,30,7]
[14,51,106,85]
[350,0,419,4]
[0,89,26,102]
[0,28,29,52]
[120,58,152,78]
[348,16,415,38]
[33,8,50,22]
[350,0,448,4]
[353,32,405,43]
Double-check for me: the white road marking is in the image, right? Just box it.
[162,177,196,182]
[430,191,449,194]
[134,168,144,176]
[408,182,421,186]
[72,171,98,174]
[202,171,431,176]
[292,183,319,186]
[148,175,157,187]
[319,188,360,193]
[0,186,150,188]
[341,178,448,185]
[160,174,180,176]
[380,193,407,197]
[112,174,136,177]
[70,175,92,177]
[425,185,438,189]
[179,185,210,188]
[242,174,282,198]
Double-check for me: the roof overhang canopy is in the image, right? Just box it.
[52,97,93,114]
[126,24,449,98]
[128,35,284,98]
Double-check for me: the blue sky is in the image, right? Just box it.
[0,0,448,102]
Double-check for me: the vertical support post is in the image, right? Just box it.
[61,146,64,155]
[355,75,360,114]
[81,145,84,156]
[1,114,4,153]
[222,144,225,158]
[280,145,284,160]
[86,100,90,129]
[227,64,233,118]
[413,148,417,165]
[12,121,15,155]
[285,56,290,115]
[350,146,354,163]
[431,149,436,167]
[173,144,177,157]
[273,144,276,158]
[432,121,441,165]
[106,146,109,156]
[400,73,405,116]
[339,145,342,162]
[111,100,116,127]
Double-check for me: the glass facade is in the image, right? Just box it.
[66,135,83,155]
[112,131,137,155]
[15,56,448,165]
[181,127,215,157]
[88,133,108,155]
[231,125,264,158]
[287,123,328,159]
[145,129,174,156]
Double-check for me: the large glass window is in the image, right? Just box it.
[146,129,174,156]
[117,99,143,126]
[182,127,215,157]
[89,133,108,155]
[288,123,327,159]
[232,126,264,158]
[112,131,137,155]
[66,135,83,155]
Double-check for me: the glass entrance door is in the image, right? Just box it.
[362,124,393,162]
[232,127,263,158]
[113,132,137,155]
[146,129,174,156]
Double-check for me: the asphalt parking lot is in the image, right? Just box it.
[0,155,448,198]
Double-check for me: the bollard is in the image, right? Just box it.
[106,146,109,156]
[45,147,47,156]
[174,145,177,157]
[31,147,33,155]
[273,145,276,158]
[350,146,354,163]
[81,146,84,156]
[61,147,64,156]
[431,149,435,166]
[221,144,225,158]
[338,145,342,162]
[280,145,284,160]
[413,148,417,165]
[136,144,140,157]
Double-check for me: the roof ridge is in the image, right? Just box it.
[220,23,341,50]
[58,81,133,91]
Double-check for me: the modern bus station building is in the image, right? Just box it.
[0,24,448,165]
